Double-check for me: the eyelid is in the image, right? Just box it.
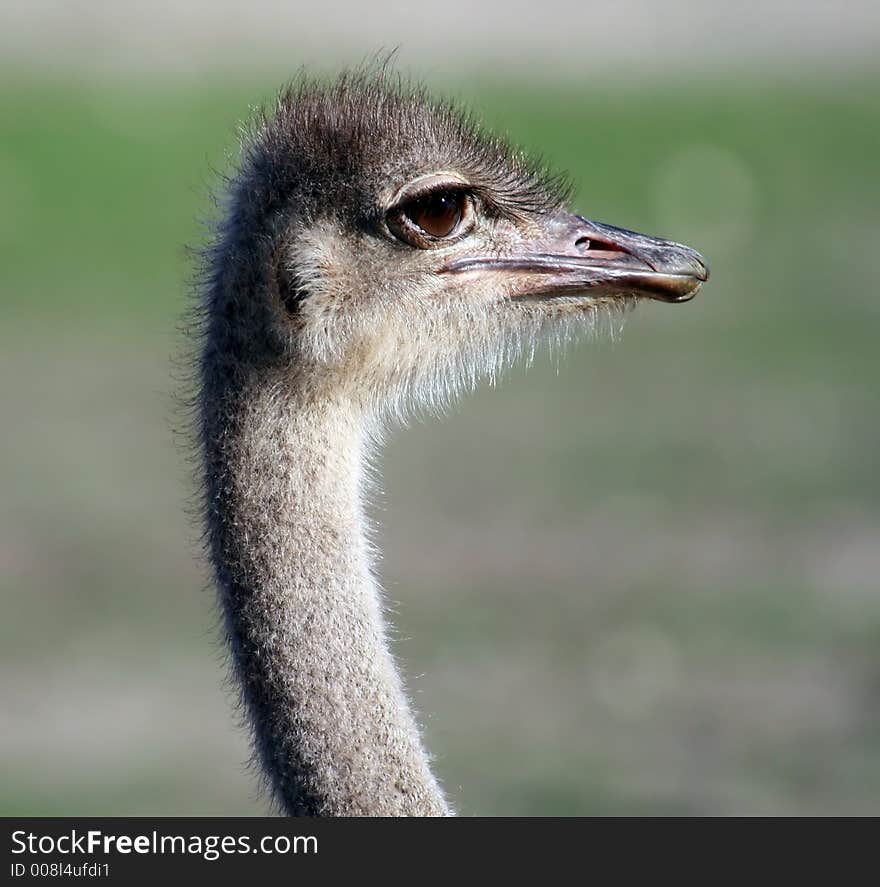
[387,182,476,222]
[388,172,471,207]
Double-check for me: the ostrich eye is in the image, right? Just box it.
[404,191,463,238]
[387,185,472,247]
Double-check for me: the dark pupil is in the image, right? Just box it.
[406,191,462,238]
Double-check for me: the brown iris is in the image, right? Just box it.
[402,190,465,238]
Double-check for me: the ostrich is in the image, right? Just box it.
[196,70,708,817]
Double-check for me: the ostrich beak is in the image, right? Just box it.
[443,212,709,303]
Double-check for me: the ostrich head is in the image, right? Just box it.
[208,72,707,414]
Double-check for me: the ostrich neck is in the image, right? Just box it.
[202,364,449,816]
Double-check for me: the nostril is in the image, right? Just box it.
[575,235,626,254]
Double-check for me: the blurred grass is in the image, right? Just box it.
[1,70,879,815]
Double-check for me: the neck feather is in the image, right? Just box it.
[200,360,449,816]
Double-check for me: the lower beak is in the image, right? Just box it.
[443,212,709,304]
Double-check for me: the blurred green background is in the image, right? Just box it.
[2,3,879,815]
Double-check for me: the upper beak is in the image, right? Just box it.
[442,212,709,304]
